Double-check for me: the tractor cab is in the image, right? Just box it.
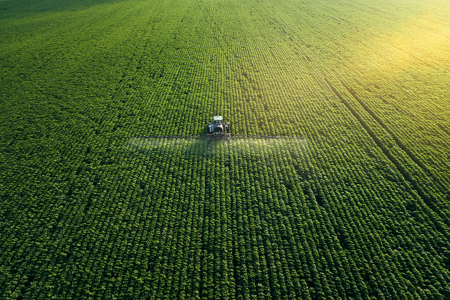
[211,116,224,133]
[207,116,230,143]
[208,116,228,133]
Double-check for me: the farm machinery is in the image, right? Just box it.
[207,116,230,144]
[129,115,304,144]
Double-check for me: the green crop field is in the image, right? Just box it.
[1,0,450,298]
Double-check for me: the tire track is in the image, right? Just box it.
[324,79,424,201]
[324,78,450,232]
[339,79,449,194]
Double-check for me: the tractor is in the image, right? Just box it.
[207,116,230,143]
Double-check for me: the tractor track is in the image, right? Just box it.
[324,78,450,229]
[324,78,417,184]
